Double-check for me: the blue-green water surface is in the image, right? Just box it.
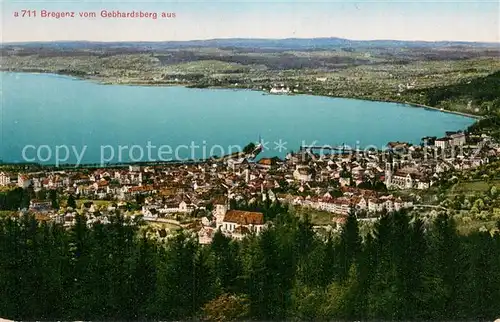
[1,72,475,164]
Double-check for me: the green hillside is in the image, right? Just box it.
[407,71,500,115]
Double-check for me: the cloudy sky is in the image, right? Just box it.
[2,0,499,43]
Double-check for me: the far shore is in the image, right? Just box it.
[402,102,481,119]
[0,68,482,120]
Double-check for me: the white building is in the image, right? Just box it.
[388,173,415,189]
[162,200,193,213]
[435,137,451,149]
[385,163,430,190]
[198,227,215,245]
[368,199,384,213]
[269,87,290,94]
[0,172,11,186]
[129,165,141,172]
[449,133,466,146]
[18,174,31,188]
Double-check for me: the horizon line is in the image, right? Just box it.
[2,36,500,45]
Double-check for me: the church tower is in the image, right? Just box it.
[214,196,228,229]
[385,162,393,187]
[245,168,250,183]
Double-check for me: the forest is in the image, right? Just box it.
[1,208,499,321]
[406,71,500,115]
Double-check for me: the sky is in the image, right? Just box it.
[1,0,499,43]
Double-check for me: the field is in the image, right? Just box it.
[75,199,112,207]
[455,218,498,236]
[145,222,181,231]
[294,207,336,226]
[447,179,500,197]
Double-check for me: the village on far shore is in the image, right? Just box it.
[1,125,499,244]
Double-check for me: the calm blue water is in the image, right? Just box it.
[1,72,475,165]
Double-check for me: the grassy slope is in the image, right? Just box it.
[447,179,500,197]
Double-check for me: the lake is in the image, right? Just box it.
[0,72,475,165]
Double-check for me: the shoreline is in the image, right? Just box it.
[0,69,481,167]
[402,102,481,119]
[1,68,482,120]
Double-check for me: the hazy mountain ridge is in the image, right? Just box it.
[3,37,499,50]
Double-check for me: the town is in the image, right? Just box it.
[1,125,498,244]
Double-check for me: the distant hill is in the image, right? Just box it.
[3,37,499,50]
[407,71,500,115]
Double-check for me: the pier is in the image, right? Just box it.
[299,145,364,154]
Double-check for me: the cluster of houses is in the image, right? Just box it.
[1,128,498,243]
[288,187,414,215]
[24,200,119,228]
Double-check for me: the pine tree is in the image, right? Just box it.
[49,189,59,209]
[67,194,77,209]
[425,213,463,319]
[355,232,376,319]
[150,231,204,319]
[131,234,157,319]
[465,231,500,319]
[404,216,427,318]
[0,216,23,318]
[320,233,337,286]
[193,247,216,312]
[366,212,398,319]
[211,230,242,293]
[257,229,281,318]
[68,213,91,319]
[337,211,361,281]
[391,211,412,319]
[240,234,266,319]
